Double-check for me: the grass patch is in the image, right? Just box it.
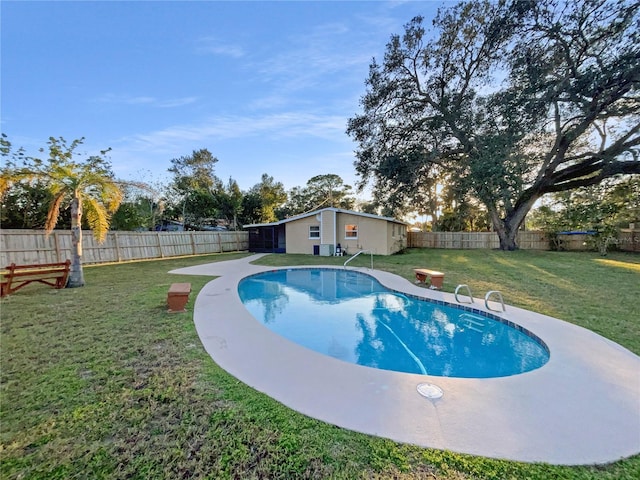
[1,249,639,479]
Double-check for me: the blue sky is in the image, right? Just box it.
[2,0,448,197]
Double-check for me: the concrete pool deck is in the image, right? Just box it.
[170,254,640,465]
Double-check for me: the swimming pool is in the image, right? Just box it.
[182,255,640,464]
[238,268,549,378]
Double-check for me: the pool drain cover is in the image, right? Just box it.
[417,383,443,399]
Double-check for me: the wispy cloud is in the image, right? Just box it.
[119,111,346,153]
[195,36,245,58]
[109,112,356,189]
[94,94,198,108]
[253,21,367,90]
[155,97,199,108]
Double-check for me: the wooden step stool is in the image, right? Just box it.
[413,268,445,290]
[167,282,191,313]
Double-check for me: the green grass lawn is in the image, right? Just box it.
[1,249,639,479]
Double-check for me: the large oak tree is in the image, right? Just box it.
[347,0,640,249]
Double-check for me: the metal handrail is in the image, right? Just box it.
[343,249,373,270]
[454,284,474,304]
[485,290,506,312]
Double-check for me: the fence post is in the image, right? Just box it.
[157,232,164,258]
[217,233,222,253]
[113,232,122,262]
[190,231,196,255]
[53,231,61,262]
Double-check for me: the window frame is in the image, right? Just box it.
[344,224,358,239]
[308,225,320,239]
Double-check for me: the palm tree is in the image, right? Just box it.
[1,136,123,287]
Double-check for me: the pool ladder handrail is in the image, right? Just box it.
[455,284,506,312]
[485,290,506,312]
[343,249,373,270]
[454,284,474,304]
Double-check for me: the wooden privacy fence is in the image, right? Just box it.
[0,229,249,266]
[407,230,640,252]
[408,231,549,250]
[2,229,636,265]
[618,229,640,252]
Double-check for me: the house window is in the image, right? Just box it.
[309,225,320,239]
[345,224,358,239]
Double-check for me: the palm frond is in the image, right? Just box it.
[3,137,124,243]
[84,196,110,243]
[0,176,11,197]
[1,167,44,195]
[45,192,66,234]
[101,182,124,213]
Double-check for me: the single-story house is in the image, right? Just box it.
[244,207,407,255]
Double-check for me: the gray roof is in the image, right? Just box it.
[243,207,407,228]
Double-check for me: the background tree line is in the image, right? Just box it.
[1,141,359,233]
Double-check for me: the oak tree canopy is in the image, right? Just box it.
[347,0,640,249]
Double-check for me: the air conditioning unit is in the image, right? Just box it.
[319,244,334,256]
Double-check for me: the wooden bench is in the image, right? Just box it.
[1,260,71,297]
[413,268,445,290]
[167,282,191,313]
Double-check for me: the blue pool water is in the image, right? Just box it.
[238,269,549,378]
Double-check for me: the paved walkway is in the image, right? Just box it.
[170,255,640,465]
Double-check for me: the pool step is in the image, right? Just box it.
[459,313,487,332]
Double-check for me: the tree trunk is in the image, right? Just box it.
[489,209,520,250]
[67,194,85,288]
[496,223,519,251]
